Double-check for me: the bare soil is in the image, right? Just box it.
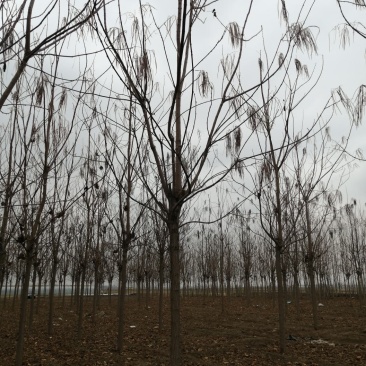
[0,294,365,365]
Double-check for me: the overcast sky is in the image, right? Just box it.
[114,0,365,207]
[10,0,364,210]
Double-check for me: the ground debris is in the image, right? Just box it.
[0,295,365,365]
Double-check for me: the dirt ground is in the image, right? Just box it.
[0,294,365,365]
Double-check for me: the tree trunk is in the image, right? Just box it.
[145,274,150,310]
[43,277,48,298]
[36,272,42,314]
[308,267,318,329]
[271,269,276,307]
[282,268,288,314]
[15,250,33,366]
[293,269,300,317]
[108,278,113,306]
[137,275,142,307]
[92,263,99,324]
[159,251,164,332]
[117,245,128,352]
[305,200,318,330]
[0,268,5,300]
[220,238,224,314]
[293,239,300,317]
[356,272,365,305]
[2,270,9,306]
[168,217,181,366]
[275,245,286,353]
[226,276,231,298]
[62,273,66,309]
[28,264,37,332]
[77,265,86,339]
[48,258,58,335]
[74,272,80,310]
[244,273,251,304]
[12,273,20,311]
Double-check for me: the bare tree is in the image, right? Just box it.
[0,0,106,311]
[151,207,169,331]
[98,97,148,351]
[9,54,77,365]
[93,1,320,362]
[293,129,348,329]
[246,20,355,347]
[0,0,104,111]
[335,0,366,144]
[339,202,366,304]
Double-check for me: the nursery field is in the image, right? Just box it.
[0,294,365,365]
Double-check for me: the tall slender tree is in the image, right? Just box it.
[94,1,326,363]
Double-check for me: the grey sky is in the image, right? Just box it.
[97,0,365,207]
[3,0,363,210]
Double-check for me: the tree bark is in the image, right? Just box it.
[117,244,128,352]
[15,242,34,366]
[158,250,165,332]
[275,245,286,353]
[305,200,318,330]
[168,216,181,366]
[28,263,37,332]
[48,257,58,335]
